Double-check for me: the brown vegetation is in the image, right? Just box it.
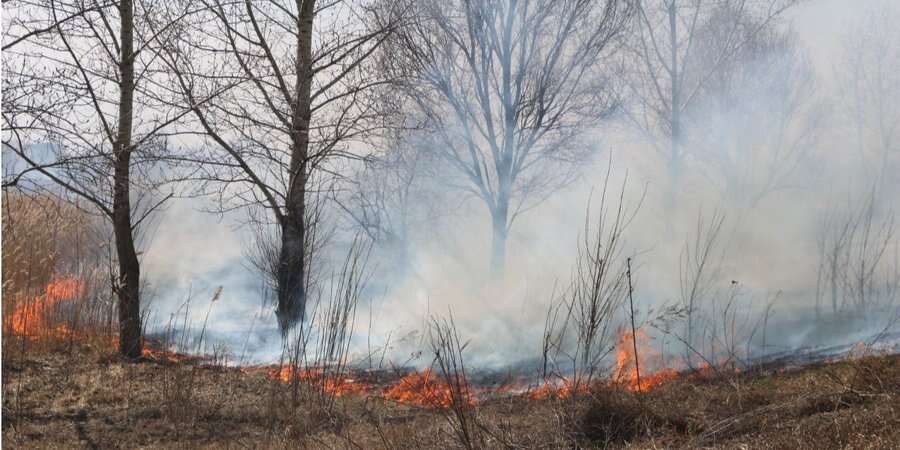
[4,192,899,449]
[3,334,898,449]
[2,193,117,351]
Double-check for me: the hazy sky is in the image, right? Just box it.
[791,0,886,78]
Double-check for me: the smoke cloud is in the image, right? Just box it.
[137,0,900,369]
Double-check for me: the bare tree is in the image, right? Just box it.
[689,22,822,207]
[816,187,898,316]
[815,205,854,317]
[836,1,900,188]
[160,0,402,331]
[385,0,634,273]
[623,0,796,195]
[3,0,192,357]
[845,190,896,311]
[678,210,725,365]
[2,10,74,189]
[335,128,439,272]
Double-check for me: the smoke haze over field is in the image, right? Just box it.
[7,0,899,369]
[135,0,900,367]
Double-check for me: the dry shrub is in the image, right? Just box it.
[570,387,694,447]
[151,287,234,437]
[260,236,371,442]
[795,390,864,417]
[2,192,115,353]
[3,193,73,292]
[2,191,119,438]
[845,355,900,395]
[430,314,485,449]
[542,171,641,389]
[2,192,98,286]
[571,390,642,446]
[571,389,652,446]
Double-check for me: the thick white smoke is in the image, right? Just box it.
[138,0,900,369]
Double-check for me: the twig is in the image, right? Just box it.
[627,257,642,394]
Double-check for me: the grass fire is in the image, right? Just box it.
[9,277,85,338]
[4,0,900,448]
[4,270,898,447]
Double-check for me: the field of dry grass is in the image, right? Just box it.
[2,339,898,449]
[4,194,900,449]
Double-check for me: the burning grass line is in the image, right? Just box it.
[10,277,738,405]
[7,277,85,338]
[5,274,190,363]
[251,324,701,406]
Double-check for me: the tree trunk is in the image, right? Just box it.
[667,2,682,204]
[830,258,839,315]
[490,194,509,275]
[114,0,142,358]
[276,213,305,330]
[275,0,315,332]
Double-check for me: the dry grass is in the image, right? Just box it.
[4,193,898,449]
[2,339,898,449]
[2,192,116,349]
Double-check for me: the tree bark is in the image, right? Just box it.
[275,0,316,331]
[276,214,305,329]
[490,194,509,275]
[667,2,682,191]
[114,0,142,358]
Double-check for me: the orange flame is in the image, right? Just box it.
[267,366,372,397]
[247,365,475,407]
[255,328,687,406]
[7,276,183,361]
[138,346,188,362]
[613,328,679,392]
[8,277,85,337]
[525,378,589,400]
[382,368,474,407]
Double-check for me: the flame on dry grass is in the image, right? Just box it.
[268,366,373,397]
[612,328,679,392]
[526,328,682,398]
[255,328,686,405]
[8,277,85,338]
[525,378,589,400]
[7,275,183,361]
[249,365,476,407]
[382,368,474,407]
[157,326,882,407]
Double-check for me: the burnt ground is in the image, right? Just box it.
[2,341,899,449]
